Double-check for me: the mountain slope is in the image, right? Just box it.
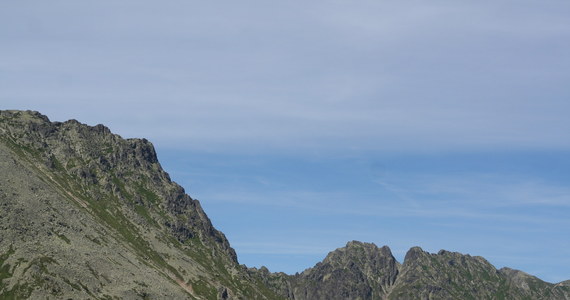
[0,110,281,299]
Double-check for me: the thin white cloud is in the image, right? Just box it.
[2,1,570,154]
[196,174,570,225]
[394,173,570,207]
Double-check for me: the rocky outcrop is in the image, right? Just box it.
[388,247,521,299]
[297,241,399,299]
[252,241,399,300]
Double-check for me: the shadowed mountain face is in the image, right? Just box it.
[1,110,568,299]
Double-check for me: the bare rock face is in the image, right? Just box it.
[290,241,399,300]
[389,248,519,299]
[249,241,399,300]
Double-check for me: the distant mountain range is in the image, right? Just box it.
[1,110,568,299]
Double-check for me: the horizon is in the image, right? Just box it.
[2,1,569,283]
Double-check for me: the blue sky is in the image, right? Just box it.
[1,0,569,282]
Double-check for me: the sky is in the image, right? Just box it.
[1,0,569,283]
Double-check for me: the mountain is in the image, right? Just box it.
[251,241,570,300]
[1,110,568,299]
[0,110,281,299]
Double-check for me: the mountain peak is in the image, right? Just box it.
[0,110,276,299]
[403,246,426,263]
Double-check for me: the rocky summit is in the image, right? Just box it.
[1,110,569,299]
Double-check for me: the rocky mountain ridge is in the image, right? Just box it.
[1,110,568,299]
[252,241,570,300]
[0,110,280,299]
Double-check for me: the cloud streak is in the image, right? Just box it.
[195,171,570,225]
[2,1,569,153]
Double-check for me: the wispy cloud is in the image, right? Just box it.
[2,1,569,153]
[391,173,570,207]
[197,173,570,225]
